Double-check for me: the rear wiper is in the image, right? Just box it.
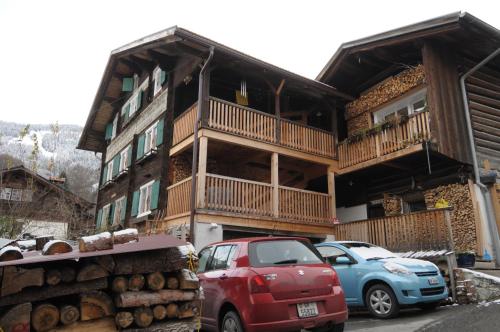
[273,259,298,265]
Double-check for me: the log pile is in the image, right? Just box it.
[454,268,478,304]
[345,65,425,136]
[383,193,402,216]
[424,183,477,252]
[0,230,201,332]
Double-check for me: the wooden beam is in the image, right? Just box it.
[196,136,208,208]
[271,153,279,217]
[119,58,142,75]
[328,166,336,218]
[128,55,156,71]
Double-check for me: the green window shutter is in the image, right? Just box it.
[120,197,127,223]
[122,77,134,92]
[112,154,121,177]
[105,123,113,140]
[156,119,164,147]
[131,190,140,217]
[150,180,160,210]
[136,134,145,160]
[127,145,132,167]
[96,209,103,229]
[101,164,108,185]
[109,203,115,226]
[160,70,166,85]
[137,91,143,109]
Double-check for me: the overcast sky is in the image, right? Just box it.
[1,0,499,126]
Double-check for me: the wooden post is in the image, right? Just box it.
[446,252,458,302]
[196,136,208,209]
[274,79,285,143]
[468,179,484,255]
[271,153,279,217]
[327,166,336,219]
[444,209,455,252]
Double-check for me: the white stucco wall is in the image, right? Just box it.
[336,204,368,223]
[194,222,223,250]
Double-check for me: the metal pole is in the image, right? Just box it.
[459,47,500,267]
[189,47,214,247]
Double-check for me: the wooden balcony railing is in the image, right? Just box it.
[332,208,453,252]
[166,176,193,217]
[279,186,331,223]
[172,103,198,146]
[205,173,273,216]
[165,173,332,224]
[172,97,336,158]
[338,111,431,169]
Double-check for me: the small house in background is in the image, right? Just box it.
[0,166,95,240]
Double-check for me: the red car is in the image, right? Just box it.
[197,237,347,332]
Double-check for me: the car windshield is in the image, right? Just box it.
[249,240,323,267]
[341,242,397,260]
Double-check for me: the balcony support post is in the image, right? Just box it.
[196,136,208,209]
[327,166,336,219]
[271,153,279,218]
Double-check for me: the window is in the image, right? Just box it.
[106,160,114,183]
[138,180,154,217]
[112,196,126,226]
[121,78,149,121]
[197,247,214,273]
[0,188,33,202]
[373,89,427,124]
[101,204,111,229]
[10,189,22,201]
[0,188,12,200]
[144,122,158,153]
[249,240,323,267]
[317,246,349,265]
[119,146,131,172]
[153,67,166,96]
[111,113,118,139]
[208,245,237,271]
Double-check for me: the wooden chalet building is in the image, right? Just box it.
[318,12,500,259]
[77,27,351,248]
[0,166,94,239]
[80,13,500,257]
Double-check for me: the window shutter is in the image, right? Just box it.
[109,203,115,226]
[136,134,145,160]
[120,197,127,223]
[150,180,160,210]
[96,209,103,229]
[105,123,113,140]
[156,119,164,147]
[101,165,108,185]
[122,104,130,122]
[122,77,134,92]
[131,190,140,217]
[112,154,121,177]
[136,91,142,110]
[127,145,132,167]
[160,70,166,85]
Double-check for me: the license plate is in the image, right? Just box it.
[297,302,318,318]
[428,277,439,285]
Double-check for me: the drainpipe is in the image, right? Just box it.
[189,47,215,247]
[459,47,500,267]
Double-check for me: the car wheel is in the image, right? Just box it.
[365,284,400,319]
[418,301,441,311]
[221,311,243,332]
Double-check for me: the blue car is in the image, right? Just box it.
[315,241,448,319]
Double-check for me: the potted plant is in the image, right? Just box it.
[456,251,476,268]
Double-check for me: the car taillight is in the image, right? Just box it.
[249,275,270,294]
[331,271,341,287]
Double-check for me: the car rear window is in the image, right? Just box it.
[249,240,323,267]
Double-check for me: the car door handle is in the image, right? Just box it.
[219,274,228,280]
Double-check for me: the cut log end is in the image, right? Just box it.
[166,276,179,290]
[165,303,178,319]
[133,307,153,328]
[42,240,73,256]
[80,291,115,321]
[152,305,167,320]
[115,311,134,329]
[46,269,62,286]
[112,276,128,293]
[128,274,145,292]
[79,232,113,253]
[60,305,80,325]
[32,303,60,332]
[147,272,165,291]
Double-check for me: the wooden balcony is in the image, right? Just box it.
[338,111,431,173]
[165,173,333,226]
[332,208,453,252]
[172,97,336,158]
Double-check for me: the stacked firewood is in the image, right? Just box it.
[383,193,402,216]
[424,184,477,252]
[0,230,200,332]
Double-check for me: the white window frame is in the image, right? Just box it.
[153,66,163,96]
[0,188,12,200]
[106,159,114,183]
[119,146,130,172]
[144,122,158,154]
[138,180,155,217]
[112,196,126,226]
[10,189,22,201]
[102,204,111,229]
[373,88,427,124]
[111,113,118,139]
[122,78,149,118]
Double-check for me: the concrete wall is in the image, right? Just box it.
[336,204,367,223]
[194,222,223,251]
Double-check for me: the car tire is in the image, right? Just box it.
[221,311,243,332]
[418,301,441,311]
[365,284,400,319]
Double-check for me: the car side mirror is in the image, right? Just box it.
[335,256,352,265]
